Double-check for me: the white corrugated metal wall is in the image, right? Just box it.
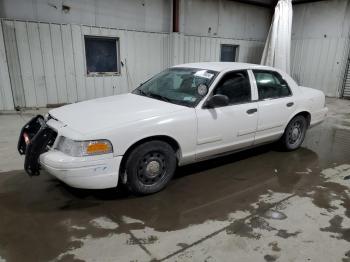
[291,37,349,97]
[0,0,270,110]
[343,56,350,98]
[170,33,264,65]
[0,19,265,110]
[0,20,14,110]
[183,35,263,64]
[2,0,349,110]
[290,0,350,97]
[0,0,172,33]
[0,19,171,109]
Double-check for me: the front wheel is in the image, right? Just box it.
[125,140,177,195]
[279,115,307,151]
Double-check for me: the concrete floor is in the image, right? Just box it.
[0,98,350,262]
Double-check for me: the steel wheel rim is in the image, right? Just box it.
[137,151,167,185]
[288,120,304,145]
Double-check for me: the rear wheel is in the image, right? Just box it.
[125,140,177,195]
[280,115,307,151]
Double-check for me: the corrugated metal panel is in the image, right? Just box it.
[290,37,348,97]
[50,23,69,104]
[39,23,58,105]
[0,0,172,33]
[0,20,14,110]
[27,22,47,107]
[183,35,264,64]
[15,21,37,107]
[169,33,185,66]
[0,19,265,108]
[1,19,171,108]
[343,57,350,98]
[61,24,78,103]
[71,24,86,101]
[291,0,350,98]
[1,20,25,108]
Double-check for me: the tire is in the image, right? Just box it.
[125,140,177,195]
[279,115,308,151]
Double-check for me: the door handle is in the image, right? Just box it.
[246,108,257,114]
[286,102,294,107]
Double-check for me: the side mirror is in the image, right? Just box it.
[204,94,229,108]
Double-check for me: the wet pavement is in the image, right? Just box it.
[0,98,350,262]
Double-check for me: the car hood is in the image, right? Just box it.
[49,93,187,135]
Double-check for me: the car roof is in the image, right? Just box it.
[172,62,276,72]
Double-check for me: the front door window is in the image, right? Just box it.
[213,70,252,105]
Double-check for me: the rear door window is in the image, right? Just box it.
[253,70,291,100]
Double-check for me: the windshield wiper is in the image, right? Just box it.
[136,89,148,96]
[136,89,177,104]
[147,92,171,103]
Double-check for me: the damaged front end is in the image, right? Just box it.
[17,115,57,176]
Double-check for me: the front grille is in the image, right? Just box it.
[24,126,57,176]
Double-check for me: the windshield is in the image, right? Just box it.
[132,67,218,107]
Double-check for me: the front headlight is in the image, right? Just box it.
[56,137,113,157]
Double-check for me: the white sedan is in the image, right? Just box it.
[18,62,328,195]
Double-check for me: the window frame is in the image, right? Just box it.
[252,69,293,101]
[84,35,121,77]
[220,44,239,62]
[202,69,254,108]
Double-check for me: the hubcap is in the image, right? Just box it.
[146,160,161,177]
[291,127,300,140]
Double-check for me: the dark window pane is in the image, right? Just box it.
[214,70,251,105]
[253,70,291,100]
[85,37,119,74]
[220,44,238,62]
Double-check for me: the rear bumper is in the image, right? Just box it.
[310,107,328,128]
[40,151,122,189]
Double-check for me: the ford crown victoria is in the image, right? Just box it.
[18,62,328,194]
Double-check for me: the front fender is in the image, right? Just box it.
[98,109,198,164]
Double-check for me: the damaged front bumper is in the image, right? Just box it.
[17,115,57,176]
[18,115,121,189]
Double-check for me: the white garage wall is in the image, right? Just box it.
[0,0,172,33]
[0,0,271,39]
[0,19,171,108]
[183,36,264,64]
[0,20,14,110]
[183,0,270,41]
[0,19,265,109]
[0,0,271,109]
[291,0,350,97]
[170,33,265,65]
